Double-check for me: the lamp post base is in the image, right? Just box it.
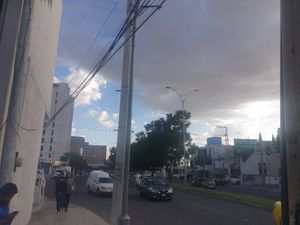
[119,214,130,225]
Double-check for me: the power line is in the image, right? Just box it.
[76,0,121,72]
[46,0,166,128]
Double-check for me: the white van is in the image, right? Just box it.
[86,170,113,196]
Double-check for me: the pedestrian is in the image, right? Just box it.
[64,172,74,211]
[0,183,18,225]
[55,175,67,213]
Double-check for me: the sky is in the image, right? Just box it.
[55,0,280,148]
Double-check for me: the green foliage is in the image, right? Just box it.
[60,152,88,171]
[130,110,192,172]
[105,147,116,170]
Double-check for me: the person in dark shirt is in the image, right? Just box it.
[64,172,74,212]
[55,176,67,213]
[0,183,18,225]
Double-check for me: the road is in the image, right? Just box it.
[45,176,274,225]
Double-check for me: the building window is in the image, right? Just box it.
[52,122,55,128]
[48,154,51,158]
[55,99,58,105]
[40,146,43,151]
[43,122,46,128]
[42,130,45,135]
[51,130,54,135]
[56,92,58,97]
[49,146,52,151]
[41,138,44,143]
[50,138,53,143]
[40,154,43,157]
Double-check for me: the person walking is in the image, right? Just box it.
[55,175,67,213]
[0,183,18,225]
[64,173,74,211]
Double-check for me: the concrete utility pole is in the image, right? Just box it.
[281,0,300,224]
[111,0,137,225]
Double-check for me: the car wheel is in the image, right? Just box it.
[87,186,91,193]
[139,190,143,198]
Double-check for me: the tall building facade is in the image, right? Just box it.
[0,1,62,224]
[40,83,74,163]
[70,136,86,155]
[83,144,107,168]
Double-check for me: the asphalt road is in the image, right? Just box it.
[45,176,274,225]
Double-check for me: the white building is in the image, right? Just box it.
[241,141,280,185]
[0,1,62,224]
[40,83,74,163]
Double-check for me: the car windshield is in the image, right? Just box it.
[149,177,168,185]
[99,178,113,183]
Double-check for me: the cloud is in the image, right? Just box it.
[53,76,60,83]
[57,0,280,139]
[191,132,210,147]
[71,122,76,135]
[98,111,118,128]
[65,68,107,106]
[87,109,99,118]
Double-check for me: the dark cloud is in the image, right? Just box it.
[57,0,280,124]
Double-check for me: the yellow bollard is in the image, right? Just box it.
[272,201,282,225]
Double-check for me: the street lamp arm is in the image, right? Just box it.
[182,89,199,102]
[166,86,185,103]
[166,86,199,108]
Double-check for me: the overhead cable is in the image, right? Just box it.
[46,0,166,127]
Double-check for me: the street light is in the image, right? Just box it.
[166,86,199,185]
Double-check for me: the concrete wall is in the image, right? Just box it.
[0,0,62,224]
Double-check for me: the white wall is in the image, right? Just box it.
[0,1,62,225]
[241,151,280,176]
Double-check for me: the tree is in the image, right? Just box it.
[130,110,192,178]
[105,147,116,170]
[60,152,88,172]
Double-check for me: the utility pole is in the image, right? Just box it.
[258,133,265,187]
[111,0,137,225]
[281,0,300,224]
[217,126,231,180]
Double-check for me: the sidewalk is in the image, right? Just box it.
[28,198,109,225]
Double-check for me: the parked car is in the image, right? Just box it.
[193,177,216,189]
[230,176,240,185]
[215,176,226,186]
[86,170,113,196]
[139,176,173,200]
